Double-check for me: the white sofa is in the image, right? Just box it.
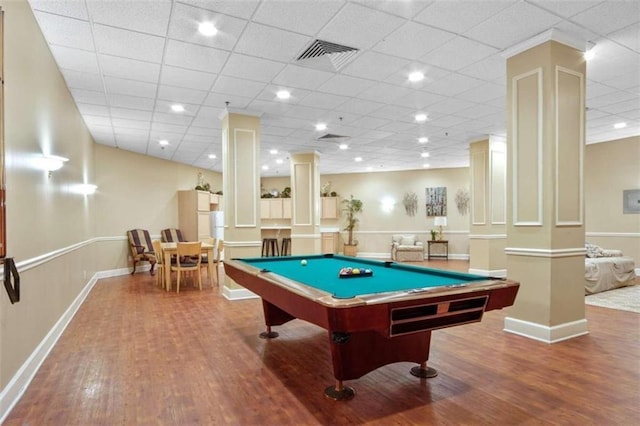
[391,235,424,262]
[585,244,636,294]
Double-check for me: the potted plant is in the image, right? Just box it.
[342,195,363,257]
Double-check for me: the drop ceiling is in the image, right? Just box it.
[28,0,640,177]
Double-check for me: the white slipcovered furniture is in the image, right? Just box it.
[391,235,424,262]
[585,243,636,294]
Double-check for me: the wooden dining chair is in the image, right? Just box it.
[199,238,215,286]
[151,240,165,290]
[171,242,202,294]
[214,239,224,285]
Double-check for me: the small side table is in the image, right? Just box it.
[427,240,449,260]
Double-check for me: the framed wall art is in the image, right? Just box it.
[426,187,447,216]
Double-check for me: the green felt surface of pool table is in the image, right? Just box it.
[237,254,486,299]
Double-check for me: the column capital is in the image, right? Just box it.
[502,28,591,59]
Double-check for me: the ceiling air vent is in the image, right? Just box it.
[297,39,359,72]
[317,133,349,141]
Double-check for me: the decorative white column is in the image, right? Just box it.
[503,31,587,343]
[220,111,262,299]
[469,136,507,277]
[289,152,321,254]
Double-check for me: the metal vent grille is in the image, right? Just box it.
[297,39,359,71]
[317,133,349,140]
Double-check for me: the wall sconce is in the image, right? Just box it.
[73,184,98,195]
[34,155,68,177]
[381,196,395,213]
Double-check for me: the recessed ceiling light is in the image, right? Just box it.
[423,163,430,168]
[614,122,627,129]
[159,140,169,146]
[276,90,290,100]
[338,143,349,150]
[262,165,269,171]
[354,157,363,162]
[315,123,327,131]
[418,137,428,143]
[276,159,283,164]
[421,152,430,158]
[408,71,424,82]
[583,49,595,61]
[415,113,427,122]
[171,104,185,113]
[208,154,216,159]
[269,149,278,154]
[198,22,218,37]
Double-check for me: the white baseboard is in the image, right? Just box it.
[0,266,136,423]
[222,285,258,301]
[468,268,508,278]
[503,316,589,344]
[0,273,99,423]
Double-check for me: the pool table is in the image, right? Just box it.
[224,254,519,400]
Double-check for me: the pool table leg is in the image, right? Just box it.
[324,380,355,401]
[410,361,438,378]
[259,326,279,339]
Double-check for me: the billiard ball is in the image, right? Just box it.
[301,259,307,266]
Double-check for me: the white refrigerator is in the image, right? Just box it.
[210,211,224,240]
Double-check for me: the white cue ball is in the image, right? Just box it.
[301,259,307,266]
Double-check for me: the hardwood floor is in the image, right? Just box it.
[4,260,639,425]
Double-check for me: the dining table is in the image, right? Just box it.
[161,241,215,291]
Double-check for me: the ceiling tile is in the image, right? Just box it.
[421,36,499,71]
[167,2,247,51]
[99,54,161,83]
[163,39,229,74]
[221,53,286,82]
[108,93,156,111]
[373,21,456,60]
[157,85,208,104]
[212,76,267,99]
[335,98,385,115]
[464,2,562,49]
[178,0,260,20]
[414,1,513,34]
[77,103,110,117]
[111,118,151,131]
[86,0,172,36]
[50,46,99,74]
[33,11,94,50]
[110,107,153,121]
[160,65,217,91]
[234,23,312,62]
[341,51,410,81]
[61,69,103,91]
[316,75,376,97]
[29,0,89,20]
[317,2,405,50]
[570,1,640,36]
[93,25,165,63]
[104,76,157,99]
[298,92,349,110]
[351,0,430,19]
[272,64,334,90]
[69,88,107,105]
[253,0,344,35]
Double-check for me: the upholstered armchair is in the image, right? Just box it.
[391,234,424,262]
[127,229,157,275]
[161,228,186,243]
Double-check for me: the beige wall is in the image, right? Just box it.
[263,167,471,257]
[0,0,221,396]
[0,0,637,413]
[584,136,640,261]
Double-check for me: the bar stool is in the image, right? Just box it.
[261,238,279,257]
[281,237,291,256]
